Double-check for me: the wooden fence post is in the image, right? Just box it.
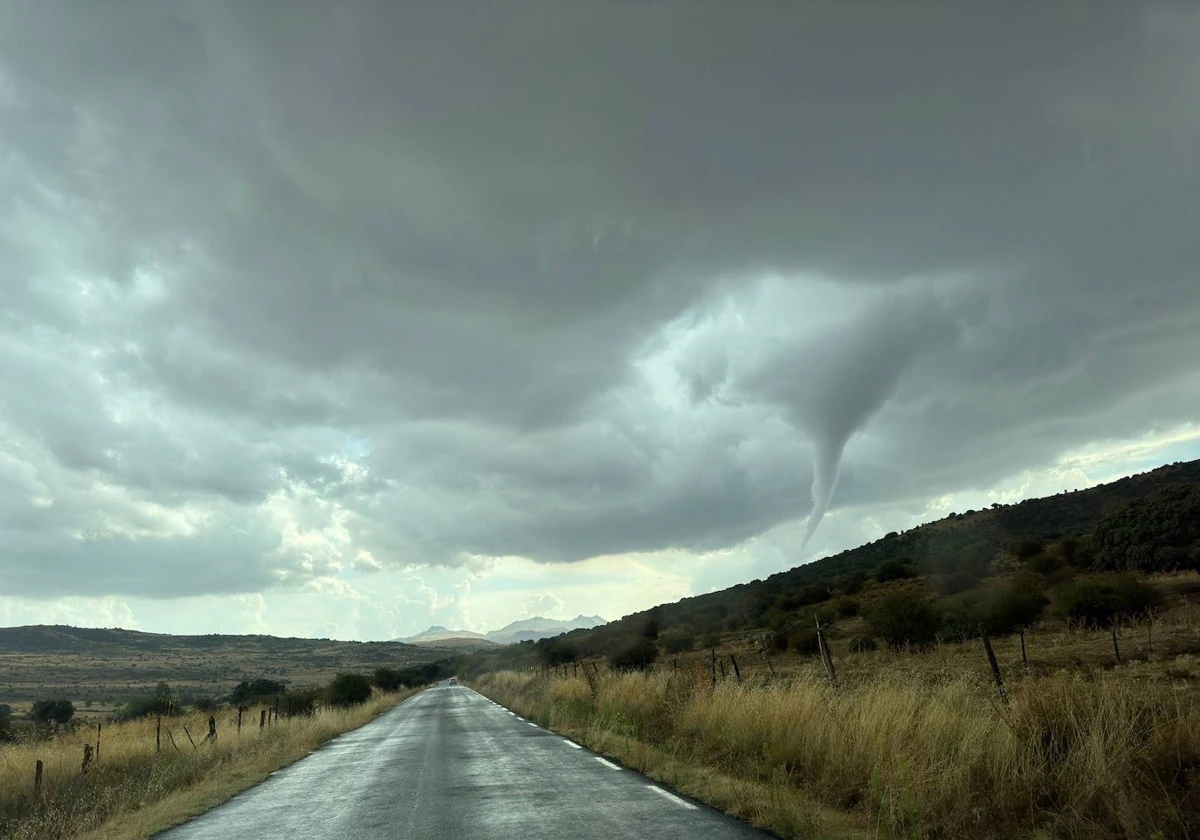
[815,618,838,688]
[979,625,1008,705]
[237,706,243,735]
[729,654,742,683]
[35,760,43,793]
[718,658,726,681]
[1019,628,1028,670]
[260,709,267,729]
[156,716,162,753]
[1111,625,1121,663]
[274,696,280,724]
[710,648,717,690]
[96,722,102,762]
[182,725,198,751]
[166,728,182,753]
[81,744,93,775]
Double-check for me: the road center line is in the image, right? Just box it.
[646,786,698,810]
[594,757,620,770]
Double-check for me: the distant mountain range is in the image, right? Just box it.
[398,615,606,647]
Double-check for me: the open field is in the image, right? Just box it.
[0,626,453,712]
[471,578,1200,840]
[0,689,418,840]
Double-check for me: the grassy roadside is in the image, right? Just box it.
[471,666,1199,840]
[0,689,419,840]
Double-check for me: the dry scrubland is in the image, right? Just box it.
[0,626,445,709]
[473,598,1200,840]
[0,690,413,840]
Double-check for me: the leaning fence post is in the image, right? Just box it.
[237,706,243,735]
[96,722,102,762]
[710,648,717,690]
[729,654,742,683]
[274,697,280,724]
[260,709,267,729]
[156,716,162,753]
[35,760,43,793]
[81,744,93,775]
[979,625,1008,705]
[815,617,838,688]
[182,724,198,751]
[1111,625,1121,663]
[1019,628,1028,670]
[718,658,726,681]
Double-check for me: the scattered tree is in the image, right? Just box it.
[31,699,75,727]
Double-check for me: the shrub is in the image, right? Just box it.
[849,635,878,653]
[1015,539,1045,559]
[659,627,696,653]
[976,576,1049,635]
[865,593,942,650]
[0,704,14,742]
[327,673,373,707]
[1052,574,1161,627]
[192,695,219,713]
[610,637,659,671]
[936,571,983,595]
[230,678,286,705]
[834,597,859,617]
[788,628,821,656]
[373,667,404,691]
[117,682,177,720]
[840,570,869,595]
[876,559,918,583]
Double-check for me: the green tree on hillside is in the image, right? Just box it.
[1093,486,1200,572]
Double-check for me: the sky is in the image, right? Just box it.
[2,2,1199,641]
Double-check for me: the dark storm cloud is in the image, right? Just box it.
[1,2,1198,597]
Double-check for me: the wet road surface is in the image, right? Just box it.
[157,682,774,840]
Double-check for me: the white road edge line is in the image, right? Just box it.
[562,740,582,749]
[594,757,620,770]
[646,786,698,810]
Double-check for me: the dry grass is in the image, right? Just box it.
[0,690,416,840]
[473,656,1200,839]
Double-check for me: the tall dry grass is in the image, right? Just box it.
[0,691,415,840]
[473,664,1200,839]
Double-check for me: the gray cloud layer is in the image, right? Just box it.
[2,2,1198,599]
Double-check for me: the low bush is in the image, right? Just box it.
[1052,574,1161,627]
[875,559,917,583]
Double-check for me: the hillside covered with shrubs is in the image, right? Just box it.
[461,459,1200,674]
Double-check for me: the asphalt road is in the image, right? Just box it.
[158,682,773,840]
